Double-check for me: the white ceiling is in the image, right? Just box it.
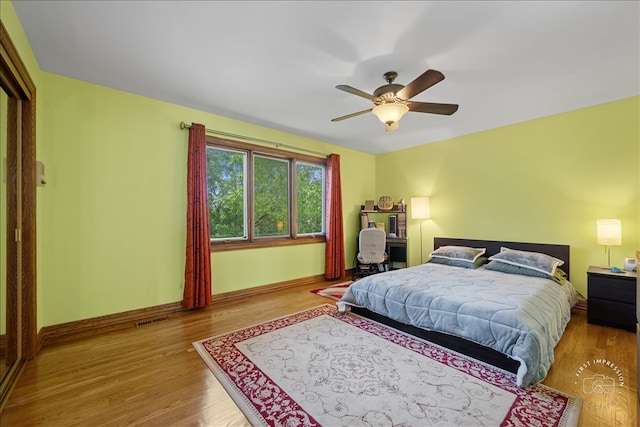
[11,1,640,155]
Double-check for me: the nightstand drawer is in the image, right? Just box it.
[588,276,635,303]
[587,266,637,331]
[588,298,635,331]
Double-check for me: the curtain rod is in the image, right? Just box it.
[179,121,327,158]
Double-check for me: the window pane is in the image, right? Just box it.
[254,156,289,237]
[207,147,246,240]
[297,162,324,235]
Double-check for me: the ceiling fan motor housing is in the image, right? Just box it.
[373,71,405,103]
[373,84,405,103]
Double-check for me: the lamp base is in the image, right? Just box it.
[600,265,624,273]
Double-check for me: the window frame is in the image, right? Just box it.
[206,136,326,252]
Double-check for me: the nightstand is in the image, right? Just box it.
[587,266,637,331]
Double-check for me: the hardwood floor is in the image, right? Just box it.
[1,278,636,426]
[546,307,637,426]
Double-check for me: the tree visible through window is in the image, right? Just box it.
[297,162,324,235]
[254,155,289,237]
[206,139,325,247]
[207,147,246,239]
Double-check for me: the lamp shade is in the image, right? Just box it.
[372,103,409,126]
[411,197,430,220]
[596,219,622,245]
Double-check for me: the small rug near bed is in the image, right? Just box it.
[310,281,352,301]
[193,305,581,427]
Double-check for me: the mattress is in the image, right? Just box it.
[337,262,578,387]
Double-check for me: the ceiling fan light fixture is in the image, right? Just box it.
[372,103,409,128]
[385,122,400,132]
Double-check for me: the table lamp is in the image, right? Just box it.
[596,219,622,269]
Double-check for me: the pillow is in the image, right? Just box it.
[429,246,487,264]
[485,260,567,284]
[487,247,564,277]
[429,256,488,269]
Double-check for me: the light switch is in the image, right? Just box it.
[36,160,46,186]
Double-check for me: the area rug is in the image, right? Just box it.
[193,304,581,427]
[310,281,352,301]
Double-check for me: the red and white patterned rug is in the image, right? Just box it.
[310,281,352,301]
[193,304,581,427]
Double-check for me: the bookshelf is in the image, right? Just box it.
[359,204,407,269]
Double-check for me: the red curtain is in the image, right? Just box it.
[325,154,345,279]
[182,123,212,308]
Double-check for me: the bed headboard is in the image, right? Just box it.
[433,237,571,279]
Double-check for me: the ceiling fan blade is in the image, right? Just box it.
[407,101,459,115]
[331,108,373,122]
[335,85,377,101]
[396,69,445,101]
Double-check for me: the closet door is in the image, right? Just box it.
[0,21,37,408]
[0,81,10,390]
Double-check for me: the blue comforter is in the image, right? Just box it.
[337,263,577,387]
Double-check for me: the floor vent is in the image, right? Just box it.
[136,316,168,327]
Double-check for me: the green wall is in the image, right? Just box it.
[376,97,639,296]
[38,72,373,325]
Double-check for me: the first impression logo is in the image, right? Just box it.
[574,358,625,409]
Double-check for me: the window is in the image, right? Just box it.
[206,137,326,250]
[296,162,324,235]
[253,155,290,237]
[207,147,247,240]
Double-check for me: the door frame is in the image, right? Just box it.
[0,19,37,408]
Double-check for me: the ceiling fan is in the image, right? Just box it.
[331,69,458,132]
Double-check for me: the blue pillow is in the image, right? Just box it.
[429,246,486,264]
[488,247,564,277]
[429,256,488,269]
[485,260,567,284]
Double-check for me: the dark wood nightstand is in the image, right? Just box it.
[587,266,637,331]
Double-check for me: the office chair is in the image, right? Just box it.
[353,228,387,280]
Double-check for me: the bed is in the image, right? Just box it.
[337,237,578,388]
